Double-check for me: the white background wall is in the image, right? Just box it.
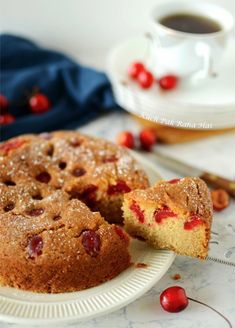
[1,0,235,69]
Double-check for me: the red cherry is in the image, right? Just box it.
[168,178,181,184]
[160,286,189,313]
[138,70,154,89]
[28,235,43,258]
[72,167,86,177]
[82,230,101,257]
[139,128,157,151]
[130,201,145,224]
[26,208,44,217]
[107,180,131,195]
[184,215,203,230]
[211,189,230,212]
[117,131,135,149]
[29,93,51,114]
[154,206,177,223]
[128,62,145,79]
[114,225,129,244]
[36,172,51,183]
[159,75,178,90]
[0,113,16,125]
[4,202,15,212]
[0,94,9,114]
[103,155,118,163]
[0,139,25,155]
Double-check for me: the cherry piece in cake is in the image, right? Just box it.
[53,215,62,221]
[114,225,129,244]
[102,155,118,163]
[58,161,67,170]
[26,208,44,217]
[107,180,131,195]
[130,201,145,223]
[4,180,16,186]
[28,235,43,258]
[81,230,101,257]
[4,202,15,212]
[36,172,51,183]
[32,193,43,200]
[168,178,181,184]
[72,167,86,177]
[70,138,82,147]
[154,206,177,223]
[184,215,203,230]
[0,139,25,155]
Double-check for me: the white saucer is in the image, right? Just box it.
[107,37,235,130]
[0,152,175,325]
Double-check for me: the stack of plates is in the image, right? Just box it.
[107,37,235,130]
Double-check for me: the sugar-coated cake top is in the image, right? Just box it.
[0,131,149,216]
[124,177,213,224]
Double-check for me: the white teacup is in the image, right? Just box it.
[148,1,234,83]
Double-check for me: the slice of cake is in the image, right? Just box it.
[123,177,213,259]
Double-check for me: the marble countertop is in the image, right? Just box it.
[1,113,235,328]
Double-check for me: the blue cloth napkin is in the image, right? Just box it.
[0,34,118,141]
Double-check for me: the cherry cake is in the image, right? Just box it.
[0,131,149,293]
[123,177,213,259]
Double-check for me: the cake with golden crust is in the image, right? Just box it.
[123,177,213,259]
[0,131,149,222]
[0,131,149,293]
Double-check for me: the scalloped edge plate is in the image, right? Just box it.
[0,151,175,325]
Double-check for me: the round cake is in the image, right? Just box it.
[0,131,149,293]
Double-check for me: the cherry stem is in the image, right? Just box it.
[188,297,232,328]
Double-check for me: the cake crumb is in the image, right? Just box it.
[136,262,148,268]
[171,273,181,280]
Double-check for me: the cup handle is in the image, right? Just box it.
[144,32,162,69]
[145,32,161,48]
[191,42,216,81]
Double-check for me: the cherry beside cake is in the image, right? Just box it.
[123,177,213,259]
[0,131,149,293]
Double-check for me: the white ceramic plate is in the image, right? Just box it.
[0,152,175,325]
[107,37,235,129]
